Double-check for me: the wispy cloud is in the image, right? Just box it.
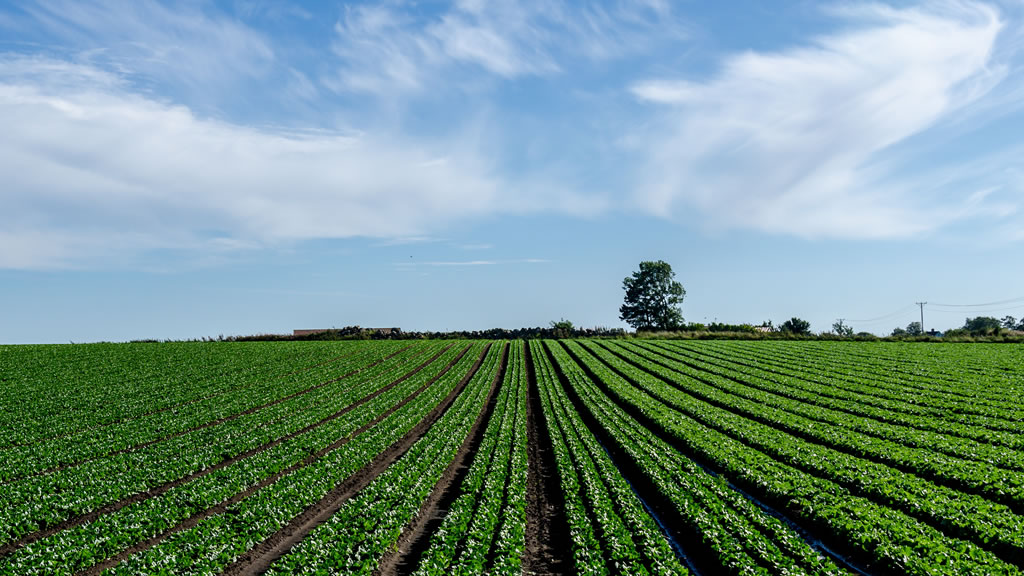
[0,56,591,269]
[15,0,274,97]
[629,0,1013,239]
[328,0,681,95]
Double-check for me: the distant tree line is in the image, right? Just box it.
[216,324,628,342]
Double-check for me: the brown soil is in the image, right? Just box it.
[221,343,491,576]
[76,344,469,576]
[565,341,874,576]
[0,343,443,559]
[522,343,574,576]
[375,342,510,576]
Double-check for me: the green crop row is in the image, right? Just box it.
[532,341,686,576]
[108,342,490,575]
[597,342,1024,566]
[621,342,1024,503]
[579,341,1020,575]
[412,341,527,575]
[262,343,503,575]
[644,341,1024,452]
[0,342,456,575]
[0,342,448,549]
[556,341,855,576]
[761,341,1024,396]
[0,342,409,484]
[0,342,360,449]
[690,341,1024,426]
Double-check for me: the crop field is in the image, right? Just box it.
[1,340,1023,575]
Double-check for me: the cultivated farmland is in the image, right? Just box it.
[1,339,1022,575]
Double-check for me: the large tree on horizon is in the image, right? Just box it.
[619,260,685,331]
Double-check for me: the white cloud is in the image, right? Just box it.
[329,4,439,94]
[328,0,681,95]
[18,0,273,94]
[629,1,1010,239]
[0,56,592,269]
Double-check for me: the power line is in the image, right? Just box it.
[846,297,1024,332]
[846,304,918,324]
[928,296,1024,308]
[926,303,1024,316]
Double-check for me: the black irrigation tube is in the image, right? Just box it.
[540,342,706,576]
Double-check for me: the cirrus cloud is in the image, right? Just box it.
[629,1,1012,239]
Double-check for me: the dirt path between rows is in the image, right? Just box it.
[221,343,492,576]
[375,342,510,576]
[522,342,574,576]
[0,344,442,560]
[77,343,472,576]
[562,341,874,576]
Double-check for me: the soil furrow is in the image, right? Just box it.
[569,342,878,576]
[376,342,510,576]
[0,343,446,559]
[547,342,713,576]
[219,343,490,576]
[523,342,574,576]
[76,343,472,576]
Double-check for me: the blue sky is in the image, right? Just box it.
[2,0,1024,343]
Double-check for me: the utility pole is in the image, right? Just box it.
[916,302,927,333]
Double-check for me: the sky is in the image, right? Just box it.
[2,0,1024,343]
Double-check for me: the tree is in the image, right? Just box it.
[780,317,811,335]
[549,318,574,338]
[1001,316,1018,330]
[905,321,923,336]
[891,326,908,337]
[832,319,854,337]
[619,260,685,330]
[964,316,1002,334]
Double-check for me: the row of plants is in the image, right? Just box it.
[646,341,1024,451]
[596,342,1024,562]
[262,343,505,575]
[412,341,528,575]
[106,342,491,575]
[0,342,412,484]
[532,341,686,575]
[0,342,454,549]
[784,340,1024,388]
[0,343,468,575]
[677,341,1024,434]
[579,342,1022,573]
[554,341,854,575]
[0,342,351,449]
[700,341,1024,420]
[625,342,1024,479]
